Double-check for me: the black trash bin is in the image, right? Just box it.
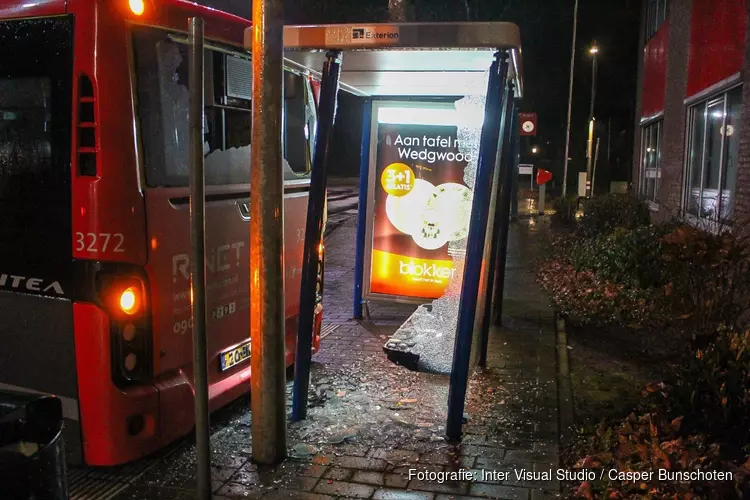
[0,391,69,500]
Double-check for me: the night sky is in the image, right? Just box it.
[204,0,641,187]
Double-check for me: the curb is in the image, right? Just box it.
[555,312,575,447]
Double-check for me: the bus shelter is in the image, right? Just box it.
[269,22,524,440]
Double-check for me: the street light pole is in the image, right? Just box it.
[585,44,598,198]
[561,0,579,198]
[250,0,287,465]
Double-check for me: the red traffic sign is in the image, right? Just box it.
[519,112,537,136]
[536,168,552,186]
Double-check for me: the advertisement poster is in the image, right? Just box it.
[369,123,474,300]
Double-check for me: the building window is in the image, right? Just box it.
[684,86,742,222]
[639,121,662,203]
[645,0,668,41]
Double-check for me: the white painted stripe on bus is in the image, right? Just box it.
[0,381,79,421]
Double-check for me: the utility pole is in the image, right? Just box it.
[585,44,598,198]
[607,117,611,164]
[561,0,579,198]
[188,16,211,500]
[592,137,600,197]
[250,0,287,464]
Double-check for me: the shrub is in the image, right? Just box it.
[565,328,750,499]
[575,194,651,238]
[551,195,579,228]
[658,226,750,333]
[667,328,750,448]
[536,259,651,325]
[570,224,675,290]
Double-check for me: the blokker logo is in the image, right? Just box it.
[399,261,456,280]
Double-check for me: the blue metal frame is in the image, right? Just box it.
[493,98,520,327]
[446,51,510,441]
[490,92,517,328]
[509,128,520,221]
[479,85,516,366]
[353,100,373,319]
[293,51,342,422]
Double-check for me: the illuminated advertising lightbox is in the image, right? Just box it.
[366,111,475,301]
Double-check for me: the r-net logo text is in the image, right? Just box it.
[352,28,399,41]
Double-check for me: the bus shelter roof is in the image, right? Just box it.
[249,23,523,98]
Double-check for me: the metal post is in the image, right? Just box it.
[607,117,611,164]
[510,143,519,221]
[446,52,509,441]
[562,0,579,198]
[590,53,597,118]
[591,137,601,197]
[250,0,287,465]
[293,50,343,422]
[585,51,597,198]
[479,84,515,367]
[491,97,518,327]
[188,17,211,500]
[353,100,373,320]
[585,118,595,198]
[538,182,546,215]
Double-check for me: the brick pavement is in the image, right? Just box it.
[104,216,561,500]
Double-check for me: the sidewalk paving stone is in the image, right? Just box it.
[95,217,563,500]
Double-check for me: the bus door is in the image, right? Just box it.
[0,16,81,454]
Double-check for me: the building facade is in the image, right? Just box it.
[633,0,749,228]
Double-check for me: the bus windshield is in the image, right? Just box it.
[0,17,73,276]
[132,27,315,188]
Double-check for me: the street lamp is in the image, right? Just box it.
[585,43,599,198]
[531,146,539,154]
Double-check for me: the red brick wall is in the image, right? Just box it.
[654,0,692,219]
[732,2,750,230]
[632,0,647,192]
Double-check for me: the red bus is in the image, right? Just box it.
[0,0,323,465]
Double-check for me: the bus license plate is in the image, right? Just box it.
[220,341,251,372]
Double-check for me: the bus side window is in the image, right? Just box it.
[133,28,251,187]
[283,72,308,174]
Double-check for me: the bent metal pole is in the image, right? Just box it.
[446,51,509,441]
[480,83,515,365]
[188,17,211,500]
[293,50,342,422]
[250,0,287,464]
[491,93,517,328]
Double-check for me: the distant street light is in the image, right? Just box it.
[531,146,539,154]
[589,45,599,55]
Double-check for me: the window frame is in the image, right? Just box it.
[638,119,663,206]
[682,85,742,226]
[645,0,668,42]
[130,26,317,188]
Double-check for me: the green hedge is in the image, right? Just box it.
[575,194,651,238]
